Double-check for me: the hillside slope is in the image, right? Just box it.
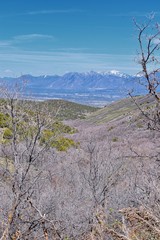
[0,94,159,239]
[84,94,155,124]
[62,94,159,238]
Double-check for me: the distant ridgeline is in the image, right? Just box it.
[0,71,148,107]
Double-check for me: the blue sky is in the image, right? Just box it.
[0,0,159,77]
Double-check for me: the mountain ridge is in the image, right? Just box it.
[0,71,146,106]
[0,70,138,88]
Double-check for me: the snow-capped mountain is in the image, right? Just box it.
[47,70,135,89]
[0,70,135,89]
[0,71,145,106]
[103,70,130,78]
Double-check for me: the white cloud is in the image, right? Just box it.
[0,34,55,50]
[13,34,55,41]
[0,40,11,46]
[0,50,140,77]
[27,9,84,15]
[4,69,13,73]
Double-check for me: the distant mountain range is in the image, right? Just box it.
[0,71,147,106]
